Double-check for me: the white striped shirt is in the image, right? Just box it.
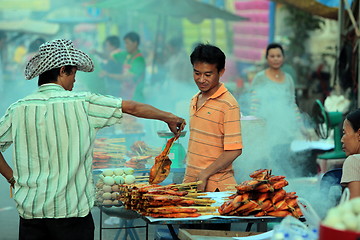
[0,84,123,219]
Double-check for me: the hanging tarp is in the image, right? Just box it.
[94,0,247,23]
[0,19,59,35]
[272,0,339,19]
[316,0,353,8]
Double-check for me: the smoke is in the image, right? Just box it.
[230,66,338,221]
[234,78,315,181]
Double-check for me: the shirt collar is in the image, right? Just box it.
[190,83,227,112]
[192,82,227,100]
[209,83,227,99]
[38,83,66,92]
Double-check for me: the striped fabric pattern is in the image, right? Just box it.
[0,84,122,219]
[184,84,242,191]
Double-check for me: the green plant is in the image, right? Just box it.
[284,6,325,86]
[285,6,325,59]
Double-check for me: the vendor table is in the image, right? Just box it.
[98,205,286,240]
[140,191,304,239]
[142,215,291,240]
[96,183,304,240]
[98,205,149,240]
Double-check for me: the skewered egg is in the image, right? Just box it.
[114,176,125,184]
[111,192,119,200]
[102,185,112,193]
[96,181,104,189]
[111,185,120,192]
[103,176,115,185]
[124,168,134,175]
[102,169,114,176]
[114,168,124,176]
[125,175,136,184]
[102,192,112,200]
[102,199,113,205]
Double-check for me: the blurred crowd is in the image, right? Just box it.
[0,30,195,119]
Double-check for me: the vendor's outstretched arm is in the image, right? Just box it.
[197,149,242,192]
[0,152,13,183]
[122,100,186,134]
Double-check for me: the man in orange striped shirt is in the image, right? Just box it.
[183,44,243,192]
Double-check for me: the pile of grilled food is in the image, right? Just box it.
[218,169,303,218]
[118,182,218,218]
[109,169,303,219]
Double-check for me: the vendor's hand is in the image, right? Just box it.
[197,172,210,192]
[8,177,15,188]
[167,117,186,135]
[197,180,207,192]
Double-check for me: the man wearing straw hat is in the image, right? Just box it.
[0,39,185,240]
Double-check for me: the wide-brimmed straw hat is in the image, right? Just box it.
[25,39,94,80]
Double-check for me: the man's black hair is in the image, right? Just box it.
[190,43,225,72]
[38,65,74,86]
[106,36,120,48]
[124,32,140,45]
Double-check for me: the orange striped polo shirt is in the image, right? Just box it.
[183,83,242,192]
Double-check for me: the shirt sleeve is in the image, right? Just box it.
[341,155,360,184]
[0,108,13,152]
[223,103,243,151]
[113,51,126,64]
[85,94,123,129]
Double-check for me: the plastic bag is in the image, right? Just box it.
[271,215,318,240]
[297,197,321,231]
[338,187,350,205]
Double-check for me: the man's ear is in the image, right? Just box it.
[59,66,66,77]
[357,128,360,141]
[219,68,225,77]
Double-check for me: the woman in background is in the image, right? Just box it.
[249,43,304,176]
[340,108,360,199]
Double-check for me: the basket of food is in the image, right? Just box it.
[320,196,360,240]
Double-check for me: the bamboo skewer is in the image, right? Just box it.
[181,197,216,202]
[186,193,208,197]
[180,206,218,212]
[200,212,220,216]
[136,178,150,180]
[100,138,126,143]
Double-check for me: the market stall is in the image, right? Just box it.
[94,168,304,239]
